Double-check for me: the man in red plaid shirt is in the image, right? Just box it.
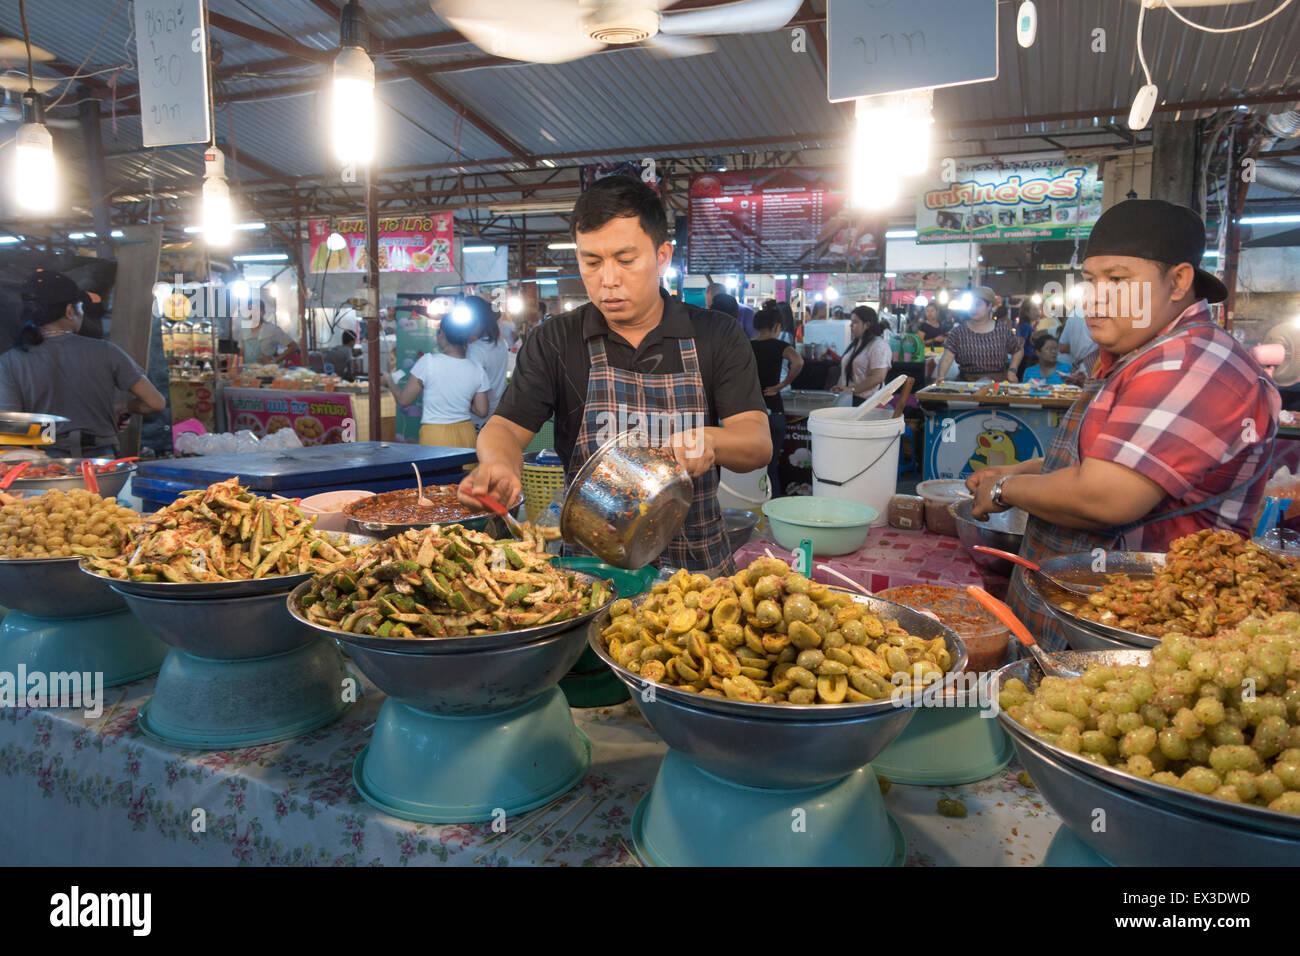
[968,200,1280,650]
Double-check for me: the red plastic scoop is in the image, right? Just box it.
[966,585,1067,678]
[0,462,31,490]
[81,460,100,495]
[470,491,526,539]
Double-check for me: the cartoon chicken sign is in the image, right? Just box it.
[926,410,1046,480]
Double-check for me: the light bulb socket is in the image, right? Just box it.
[340,1,370,52]
[20,89,44,125]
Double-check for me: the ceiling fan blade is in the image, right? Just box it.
[432,0,605,63]
[0,74,59,93]
[644,33,716,57]
[659,0,801,35]
[0,38,56,62]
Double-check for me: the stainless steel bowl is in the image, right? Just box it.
[80,532,377,600]
[9,458,136,498]
[112,586,320,660]
[334,627,591,716]
[949,499,1026,576]
[0,411,68,443]
[561,433,692,570]
[0,555,126,618]
[722,508,759,554]
[286,569,616,654]
[587,594,967,788]
[992,651,1300,863]
[1021,551,1165,650]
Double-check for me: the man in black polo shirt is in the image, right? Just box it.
[460,175,771,573]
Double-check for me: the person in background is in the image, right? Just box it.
[0,269,166,457]
[809,300,827,323]
[239,299,300,366]
[831,305,846,321]
[832,306,892,405]
[465,295,509,427]
[1057,304,1093,362]
[381,306,489,448]
[918,302,946,347]
[704,282,724,308]
[750,306,804,495]
[1024,299,1055,337]
[896,313,926,363]
[1015,305,1037,376]
[709,292,742,325]
[1021,333,1071,385]
[933,287,1023,383]
[777,300,797,344]
[319,329,357,381]
[498,312,518,349]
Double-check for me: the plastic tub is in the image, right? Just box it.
[915,479,973,537]
[762,496,877,557]
[876,585,1010,673]
[299,490,375,533]
[808,407,904,528]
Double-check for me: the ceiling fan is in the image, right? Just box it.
[431,0,803,64]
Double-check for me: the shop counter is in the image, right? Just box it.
[916,384,1082,482]
[0,671,1059,866]
[132,442,476,510]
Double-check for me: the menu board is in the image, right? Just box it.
[916,159,1103,244]
[133,0,212,147]
[307,214,455,274]
[687,170,885,273]
[223,388,356,446]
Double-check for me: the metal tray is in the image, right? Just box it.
[0,411,69,442]
[1023,550,1166,648]
[286,568,617,654]
[586,592,967,723]
[79,532,377,599]
[992,650,1300,840]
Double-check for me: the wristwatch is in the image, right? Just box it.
[990,475,1012,508]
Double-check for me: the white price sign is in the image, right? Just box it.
[133,0,212,148]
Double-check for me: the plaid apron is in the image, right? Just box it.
[566,337,734,575]
[1007,321,1275,650]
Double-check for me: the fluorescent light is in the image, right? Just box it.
[490,200,574,215]
[68,232,95,240]
[110,229,124,238]
[463,244,497,253]
[540,159,557,168]
[1239,214,1300,225]
[535,266,561,272]
[884,272,897,278]
[885,230,918,239]
[1202,250,1220,259]
[0,235,24,244]
[184,221,265,234]
[233,253,289,262]
[536,278,558,286]
[547,242,577,250]
[914,295,929,307]
[333,2,375,168]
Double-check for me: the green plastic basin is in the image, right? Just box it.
[761,496,877,557]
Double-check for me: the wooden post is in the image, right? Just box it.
[78,99,113,260]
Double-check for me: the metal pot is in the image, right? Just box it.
[8,458,136,498]
[560,433,693,570]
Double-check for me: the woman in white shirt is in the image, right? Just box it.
[465,295,509,427]
[381,303,489,448]
[832,306,892,406]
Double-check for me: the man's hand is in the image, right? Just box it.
[458,461,522,511]
[972,472,1013,520]
[670,428,717,479]
[965,464,1016,498]
[1006,371,1019,384]
[763,385,782,397]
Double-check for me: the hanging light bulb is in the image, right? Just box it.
[333,2,375,164]
[326,231,347,251]
[13,90,55,213]
[202,147,233,247]
[893,89,934,178]
[937,288,950,306]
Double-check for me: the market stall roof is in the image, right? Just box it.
[0,0,1296,239]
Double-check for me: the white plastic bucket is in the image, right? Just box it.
[808,407,905,527]
[718,466,771,510]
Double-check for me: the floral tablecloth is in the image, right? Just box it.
[735,528,987,595]
[0,670,1062,866]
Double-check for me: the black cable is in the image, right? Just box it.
[18,0,33,88]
